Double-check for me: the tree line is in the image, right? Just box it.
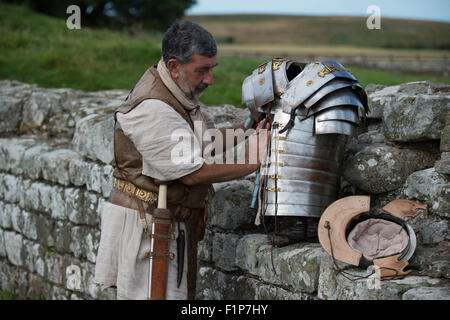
[2,0,197,30]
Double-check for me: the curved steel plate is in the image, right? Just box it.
[268,153,340,173]
[265,191,337,206]
[315,119,356,136]
[282,62,336,111]
[265,179,338,197]
[304,78,358,109]
[264,203,327,217]
[273,59,290,94]
[310,88,364,115]
[322,60,357,81]
[315,106,360,125]
[273,139,345,162]
[241,74,255,104]
[265,166,340,185]
[252,60,274,108]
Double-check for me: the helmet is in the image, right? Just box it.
[318,196,425,280]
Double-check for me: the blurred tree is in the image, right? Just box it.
[1,0,197,30]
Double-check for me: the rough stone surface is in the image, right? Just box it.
[343,144,435,194]
[72,114,115,165]
[380,82,450,142]
[1,80,449,300]
[0,95,23,133]
[403,167,450,218]
[441,111,450,152]
[435,152,450,175]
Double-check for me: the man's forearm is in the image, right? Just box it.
[180,119,269,186]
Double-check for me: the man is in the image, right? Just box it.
[94,20,269,300]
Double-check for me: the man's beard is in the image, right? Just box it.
[178,71,208,101]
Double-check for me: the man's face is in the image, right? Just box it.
[169,53,218,100]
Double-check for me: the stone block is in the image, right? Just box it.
[343,144,435,194]
[54,220,73,254]
[70,226,100,263]
[4,231,23,267]
[20,90,62,133]
[50,185,67,220]
[235,234,271,273]
[212,232,240,271]
[210,180,256,230]
[403,167,450,218]
[22,210,38,241]
[435,152,450,175]
[68,157,91,187]
[441,111,450,152]
[1,173,23,204]
[72,113,114,164]
[381,82,450,142]
[0,137,37,174]
[402,286,450,300]
[34,212,55,247]
[40,149,81,186]
[0,228,6,258]
[0,95,23,133]
[22,143,51,180]
[22,239,45,274]
[0,201,12,229]
[86,162,114,197]
[277,243,328,294]
[197,228,214,262]
[410,244,450,278]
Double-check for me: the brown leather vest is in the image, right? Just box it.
[113,65,209,209]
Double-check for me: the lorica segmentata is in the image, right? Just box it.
[242,59,369,220]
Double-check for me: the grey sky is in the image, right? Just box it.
[186,0,450,23]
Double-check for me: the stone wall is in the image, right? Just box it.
[0,80,449,300]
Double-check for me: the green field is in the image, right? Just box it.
[189,14,450,50]
[1,3,449,108]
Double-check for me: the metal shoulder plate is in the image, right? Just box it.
[281,60,357,114]
[242,60,275,111]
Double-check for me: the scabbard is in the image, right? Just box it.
[176,223,185,288]
[148,183,174,300]
[148,208,173,300]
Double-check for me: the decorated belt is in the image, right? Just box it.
[111,179,192,221]
[113,179,158,204]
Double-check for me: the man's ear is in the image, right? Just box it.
[166,58,181,81]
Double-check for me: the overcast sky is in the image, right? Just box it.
[186,0,450,23]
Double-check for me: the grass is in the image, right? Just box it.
[0,3,162,91]
[0,290,15,300]
[0,3,449,108]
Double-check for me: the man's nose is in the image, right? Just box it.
[203,69,214,86]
